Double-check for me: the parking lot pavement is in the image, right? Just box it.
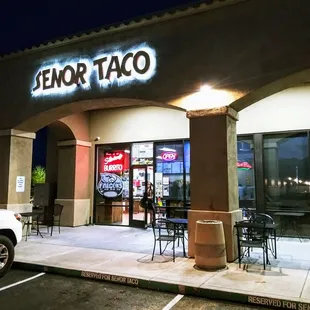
[0,269,272,310]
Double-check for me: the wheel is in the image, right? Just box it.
[0,235,15,278]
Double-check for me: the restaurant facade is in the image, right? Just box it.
[1,0,310,261]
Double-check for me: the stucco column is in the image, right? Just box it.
[55,140,91,227]
[187,107,242,262]
[0,129,35,213]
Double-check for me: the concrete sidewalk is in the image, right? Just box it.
[14,237,310,310]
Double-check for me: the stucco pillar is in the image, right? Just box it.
[187,107,242,262]
[55,140,91,227]
[0,129,35,213]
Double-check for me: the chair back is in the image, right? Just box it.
[242,208,255,219]
[235,220,267,242]
[53,204,64,217]
[152,218,174,238]
[253,213,275,224]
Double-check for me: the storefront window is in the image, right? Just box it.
[264,132,310,237]
[237,137,256,210]
[131,142,153,165]
[263,132,310,236]
[95,144,130,225]
[155,142,185,206]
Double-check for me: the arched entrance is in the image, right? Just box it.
[0,98,187,229]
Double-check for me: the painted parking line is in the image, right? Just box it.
[0,272,45,292]
[162,294,184,310]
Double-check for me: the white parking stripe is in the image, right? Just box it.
[162,294,184,310]
[0,272,45,292]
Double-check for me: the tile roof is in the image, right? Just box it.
[0,0,246,60]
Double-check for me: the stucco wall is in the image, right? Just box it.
[90,106,189,143]
[237,86,310,135]
[1,0,310,130]
[89,85,310,143]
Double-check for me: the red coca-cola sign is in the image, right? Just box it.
[161,152,178,162]
[103,152,124,172]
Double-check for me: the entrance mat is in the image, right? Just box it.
[13,261,310,309]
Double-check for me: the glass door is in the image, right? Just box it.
[130,165,154,228]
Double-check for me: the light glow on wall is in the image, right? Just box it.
[31,43,157,98]
[169,84,238,111]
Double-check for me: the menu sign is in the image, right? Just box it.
[97,172,124,198]
[132,143,153,165]
[104,152,124,172]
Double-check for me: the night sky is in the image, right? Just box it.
[1,0,204,56]
[2,0,202,168]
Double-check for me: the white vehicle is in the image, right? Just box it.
[0,210,22,277]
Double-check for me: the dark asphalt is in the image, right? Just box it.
[0,269,272,310]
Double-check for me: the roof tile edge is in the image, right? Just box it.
[0,0,247,61]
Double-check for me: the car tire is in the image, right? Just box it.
[0,235,15,278]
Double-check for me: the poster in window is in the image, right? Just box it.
[132,143,153,165]
[171,162,182,173]
[163,185,170,196]
[155,172,163,198]
[163,177,169,185]
[163,163,172,174]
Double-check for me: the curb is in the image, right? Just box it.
[13,261,310,309]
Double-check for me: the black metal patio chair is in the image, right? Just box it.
[151,217,177,262]
[251,213,277,259]
[50,204,64,236]
[235,220,269,270]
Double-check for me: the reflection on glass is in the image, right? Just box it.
[237,137,256,210]
[264,133,309,208]
[263,132,310,237]
[95,144,130,226]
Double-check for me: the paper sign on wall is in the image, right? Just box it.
[155,172,163,198]
[16,176,25,193]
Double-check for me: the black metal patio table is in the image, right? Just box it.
[20,211,44,241]
[274,212,305,242]
[166,218,188,257]
[234,221,278,260]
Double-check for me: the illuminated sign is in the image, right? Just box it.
[237,161,252,170]
[161,152,178,161]
[103,152,124,173]
[31,43,157,97]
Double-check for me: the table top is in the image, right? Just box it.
[235,222,277,229]
[274,212,305,217]
[20,211,43,217]
[155,205,190,210]
[166,218,188,225]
